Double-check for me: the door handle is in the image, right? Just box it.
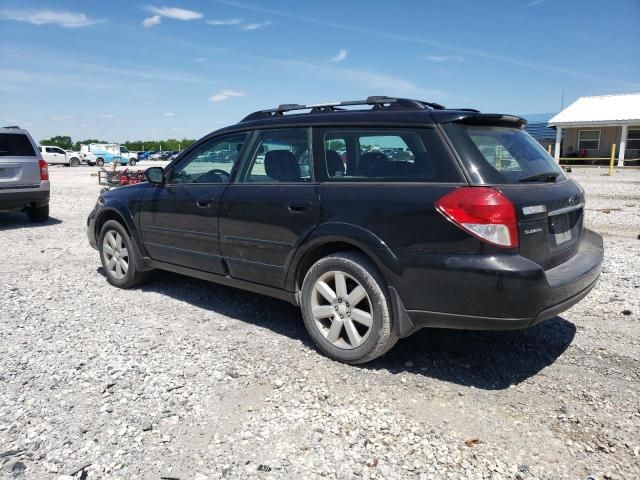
[288,201,311,213]
[196,200,211,208]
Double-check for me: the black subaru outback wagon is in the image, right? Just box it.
[88,96,604,363]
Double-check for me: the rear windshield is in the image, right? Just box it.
[0,133,36,157]
[442,124,566,184]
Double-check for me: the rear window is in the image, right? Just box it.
[321,128,462,183]
[442,124,566,184]
[0,133,36,157]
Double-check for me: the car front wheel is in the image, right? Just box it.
[99,220,151,288]
[301,252,398,364]
[69,157,80,167]
[96,158,104,167]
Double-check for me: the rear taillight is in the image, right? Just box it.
[39,159,49,181]
[435,187,519,249]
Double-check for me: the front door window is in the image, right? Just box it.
[169,133,248,184]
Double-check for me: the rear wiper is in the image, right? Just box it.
[518,171,560,182]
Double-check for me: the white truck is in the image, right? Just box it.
[80,144,137,167]
[39,145,81,167]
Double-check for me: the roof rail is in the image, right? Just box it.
[2,125,21,129]
[241,96,446,122]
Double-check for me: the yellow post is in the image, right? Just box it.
[609,144,616,176]
[547,145,552,154]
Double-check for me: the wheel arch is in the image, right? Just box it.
[95,208,131,240]
[286,223,402,295]
[95,203,149,271]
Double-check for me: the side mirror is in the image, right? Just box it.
[145,167,164,185]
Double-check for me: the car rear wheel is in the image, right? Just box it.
[69,157,80,167]
[99,220,151,288]
[96,158,105,167]
[301,252,398,364]
[26,204,49,223]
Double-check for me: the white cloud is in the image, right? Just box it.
[194,57,206,62]
[100,114,115,119]
[0,9,105,28]
[163,112,175,116]
[523,0,545,7]
[419,54,463,63]
[142,15,161,27]
[242,20,271,30]
[206,18,243,25]
[209,89,244,102]
[329,49,349,63]
[146,6,203,21]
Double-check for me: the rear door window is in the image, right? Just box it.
[321,128,462,182]
[241,128,311,183]
[0,134,35,157]
[442,124,566,184]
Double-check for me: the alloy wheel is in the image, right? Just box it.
[102,230,129,280]
[311,270,373,349]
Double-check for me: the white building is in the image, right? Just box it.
[548,93,640,166]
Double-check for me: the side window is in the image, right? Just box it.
[323,129,458,182]
[241,128,310,183]
[168,133,248,184]
[468,133,520,172]
[55,148,66,154]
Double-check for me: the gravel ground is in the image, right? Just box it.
[1,165,639,480]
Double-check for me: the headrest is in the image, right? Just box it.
[325,150,344,176]
[264,150,300,182]
[358,151,389,176]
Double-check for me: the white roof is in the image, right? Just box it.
[549,93,640,126]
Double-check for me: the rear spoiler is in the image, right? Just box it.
[431,111,527,128]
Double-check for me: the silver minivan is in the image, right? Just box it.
[0,126,50,222]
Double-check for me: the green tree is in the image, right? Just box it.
[40,135,73,150]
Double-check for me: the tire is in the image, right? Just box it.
[300,252,398,364]
[26,204,49,223]
[129,158,137,167]
[69,157,80,167]
[96,158,105,167]
[98,220,151,288]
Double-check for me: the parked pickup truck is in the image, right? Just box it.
[80,144,137,167]
[39,145,81,167]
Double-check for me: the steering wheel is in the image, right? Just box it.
[210,168,231,182]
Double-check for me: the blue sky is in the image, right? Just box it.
[1,0,638,143]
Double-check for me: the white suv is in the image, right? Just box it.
[39,145,81,167]
[0,127,50,222]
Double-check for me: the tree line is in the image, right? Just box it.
[39,136,197,152]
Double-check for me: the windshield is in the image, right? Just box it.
[443,124,566,184]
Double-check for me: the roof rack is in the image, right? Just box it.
[2,125,21,129]
[241,96,446,122]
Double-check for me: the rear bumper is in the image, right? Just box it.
[391,229,604,335]
[0,182,50,212]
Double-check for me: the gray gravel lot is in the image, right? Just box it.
[1,165,639,480]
